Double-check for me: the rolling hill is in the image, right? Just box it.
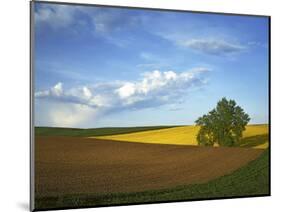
[93,124,269,149]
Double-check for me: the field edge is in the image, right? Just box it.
[35,125,178,137]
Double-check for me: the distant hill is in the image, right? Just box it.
[35,125,177,137]
[95,124,269,149]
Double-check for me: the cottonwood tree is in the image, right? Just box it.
[195,97,250,147]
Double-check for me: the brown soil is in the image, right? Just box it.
[35,136,263,198]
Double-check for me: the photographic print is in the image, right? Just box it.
[31,1,270,211]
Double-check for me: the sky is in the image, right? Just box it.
[33,2,269,128]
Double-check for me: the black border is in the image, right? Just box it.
[268,16,271,196]
[30,1,271,211]
[32,0,270,17]
[30,1,35,211]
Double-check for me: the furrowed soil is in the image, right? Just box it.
[35,136,263,198]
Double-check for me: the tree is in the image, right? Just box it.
[195,97,250,147]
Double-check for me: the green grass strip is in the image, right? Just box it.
[35,126,178,137]
[35,149,269,210]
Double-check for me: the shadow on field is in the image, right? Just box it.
[238,134,269,148]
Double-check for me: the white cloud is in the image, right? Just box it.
[52,82,63,96]
[35,4,141,48]
[35,4,77,29]
[35,100,100,128]
[35,4,140,33]
[247,41,268,48]
[117,82,136,99]
[36,82,111,108]
[90,9,140,33]
[179,39,245,55]
[115,70,187,101]
[35,82,63,98]
[82,86,92,98]
[35,68,209,127]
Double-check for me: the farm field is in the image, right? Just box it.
[34,125,269,210]
[94,124,269,149]
[35,149,269,210]
[35,125,175,137]
[32,3,270,211]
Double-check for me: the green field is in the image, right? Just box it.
[35,125,176,137]
[35,125,269,210]
[35,149,269,210]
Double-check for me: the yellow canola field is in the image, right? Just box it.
[243,125,269,149]
[94,124,268,149]
[243,125,269,137]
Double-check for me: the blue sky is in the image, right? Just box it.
[34,2,269,128]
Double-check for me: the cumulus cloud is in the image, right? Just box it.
[35,82,111,108]
[114,69,208,107]
[35,68,209,126]
[179,39,245,55]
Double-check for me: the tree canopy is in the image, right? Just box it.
[195,98,250,147]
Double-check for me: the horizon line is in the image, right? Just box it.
[34,123,269,130]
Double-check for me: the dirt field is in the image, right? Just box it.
[35,136,264,198]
